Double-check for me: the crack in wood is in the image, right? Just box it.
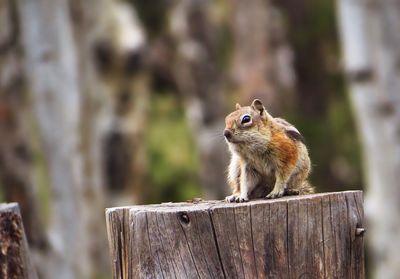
[208,210,227,279]
[176,212,200,278]
[192,212,213,278]
[146,212,164,279]
[249,205,259,279]
[232,207,246,279]
[286,201,290,279]
[155,213,177,278]
[320,199,326,279]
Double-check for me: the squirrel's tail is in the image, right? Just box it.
[285,180,315,196]
[299,180,315,194]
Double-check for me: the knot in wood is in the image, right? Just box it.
[355,227,366,237]
[179,212,190,224]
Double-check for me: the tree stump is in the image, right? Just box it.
[0,203,38,279]
[106,191,365,279]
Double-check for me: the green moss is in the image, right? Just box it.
[213,0,233,71]
[215,24,233,71]
[312,0,337,37]
[144,94,201,203]
[327,90,362,177]
[30,116,51,224]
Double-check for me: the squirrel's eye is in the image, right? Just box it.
[241,115,251,124]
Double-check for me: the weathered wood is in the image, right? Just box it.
[106,191,365,279]
[0,203,38,279]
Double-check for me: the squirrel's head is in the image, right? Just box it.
[223,99,273,145]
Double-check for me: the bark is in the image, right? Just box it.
[170,0,229,199]
[106,191,365,278]
[336,0,400,278]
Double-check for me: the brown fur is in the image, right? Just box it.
[224,99,314,202]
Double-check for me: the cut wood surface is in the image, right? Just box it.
[0,203,38,279]
[106,191,365,279]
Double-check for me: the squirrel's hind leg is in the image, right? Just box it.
[266,175,288,199]
[286,165,314,195]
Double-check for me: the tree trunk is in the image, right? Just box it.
[69,0,115,274]
[0,203,38,279]
[97,1,150,205]
[0,0,46,252]
[277,0,332,116]
[106,191,365,278]
[18,0,92,277]
[336,0,400,278]
[230,0,296,114]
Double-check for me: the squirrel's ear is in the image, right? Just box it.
[251,99,264,114]
[235,103,241,110]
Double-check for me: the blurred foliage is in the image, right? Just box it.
[0,0,363,207]
[211,0,233,71]
[277,0,363,192]
[294,91,362,192]
[136,0,363,202]
[0,1,369,278]
[144,93,201,202]
[129,0,170,38]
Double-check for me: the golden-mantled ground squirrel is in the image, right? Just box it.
[224,99,314,202]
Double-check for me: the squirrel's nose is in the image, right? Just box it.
[223,129,233,139]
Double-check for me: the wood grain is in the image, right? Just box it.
[0,203,38,279]
[106,191,365,279]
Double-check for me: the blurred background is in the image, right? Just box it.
[1,0,399,278]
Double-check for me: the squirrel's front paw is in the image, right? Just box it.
[266,189,285,199]
[225,194,249,203]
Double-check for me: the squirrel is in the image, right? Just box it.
[223,99,314,202]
